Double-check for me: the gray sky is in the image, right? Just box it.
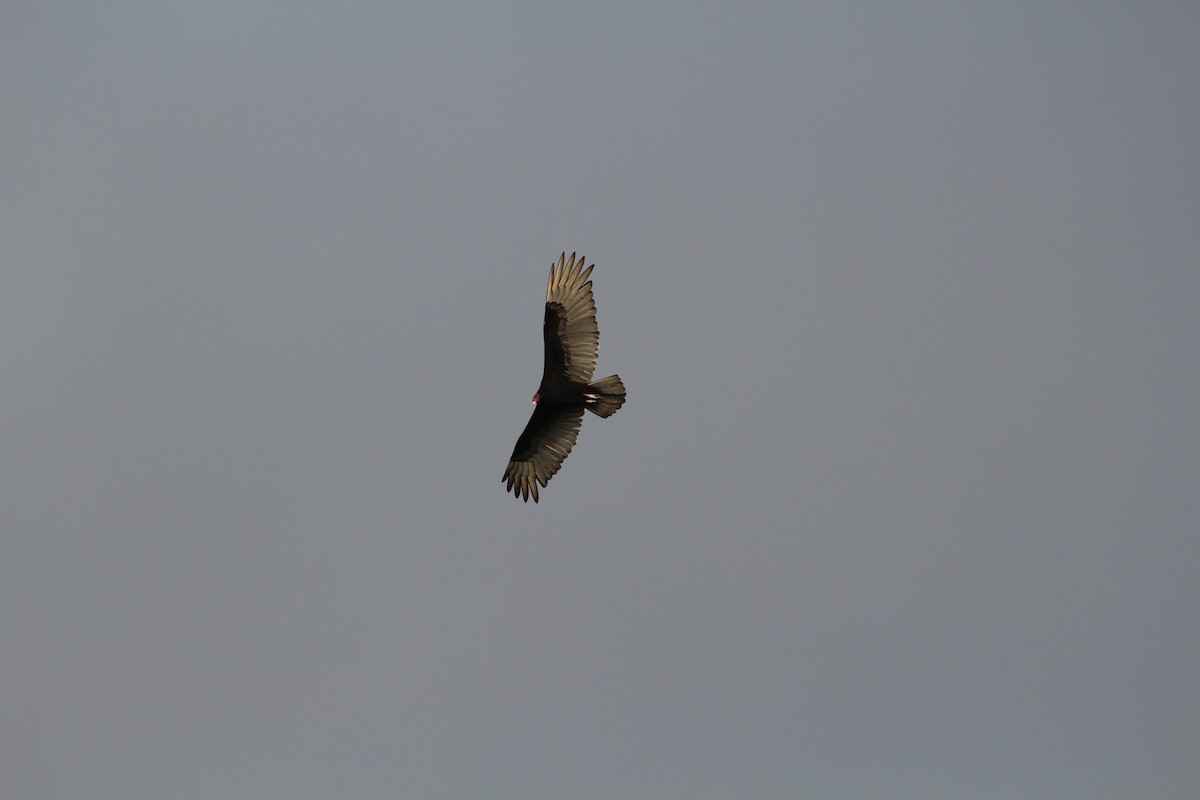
[3,3,1198,798]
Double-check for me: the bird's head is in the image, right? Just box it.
[531,392,541,405]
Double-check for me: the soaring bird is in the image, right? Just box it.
[503,252,626,502]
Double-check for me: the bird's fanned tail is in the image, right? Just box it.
[585,375,625,418]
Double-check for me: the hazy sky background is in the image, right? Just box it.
[3,3,1198,798]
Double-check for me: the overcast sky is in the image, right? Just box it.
[3,3,1198,799]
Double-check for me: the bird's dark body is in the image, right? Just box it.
[538,377,590,405]
[503,253,626,502]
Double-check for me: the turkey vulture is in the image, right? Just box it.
[503,252,626,502]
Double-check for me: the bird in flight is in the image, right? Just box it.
[503,252,626,502]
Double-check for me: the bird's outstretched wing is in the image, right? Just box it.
[543,252,598,385]
[502,404,585,503]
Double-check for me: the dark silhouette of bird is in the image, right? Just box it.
[503,252,626,502]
